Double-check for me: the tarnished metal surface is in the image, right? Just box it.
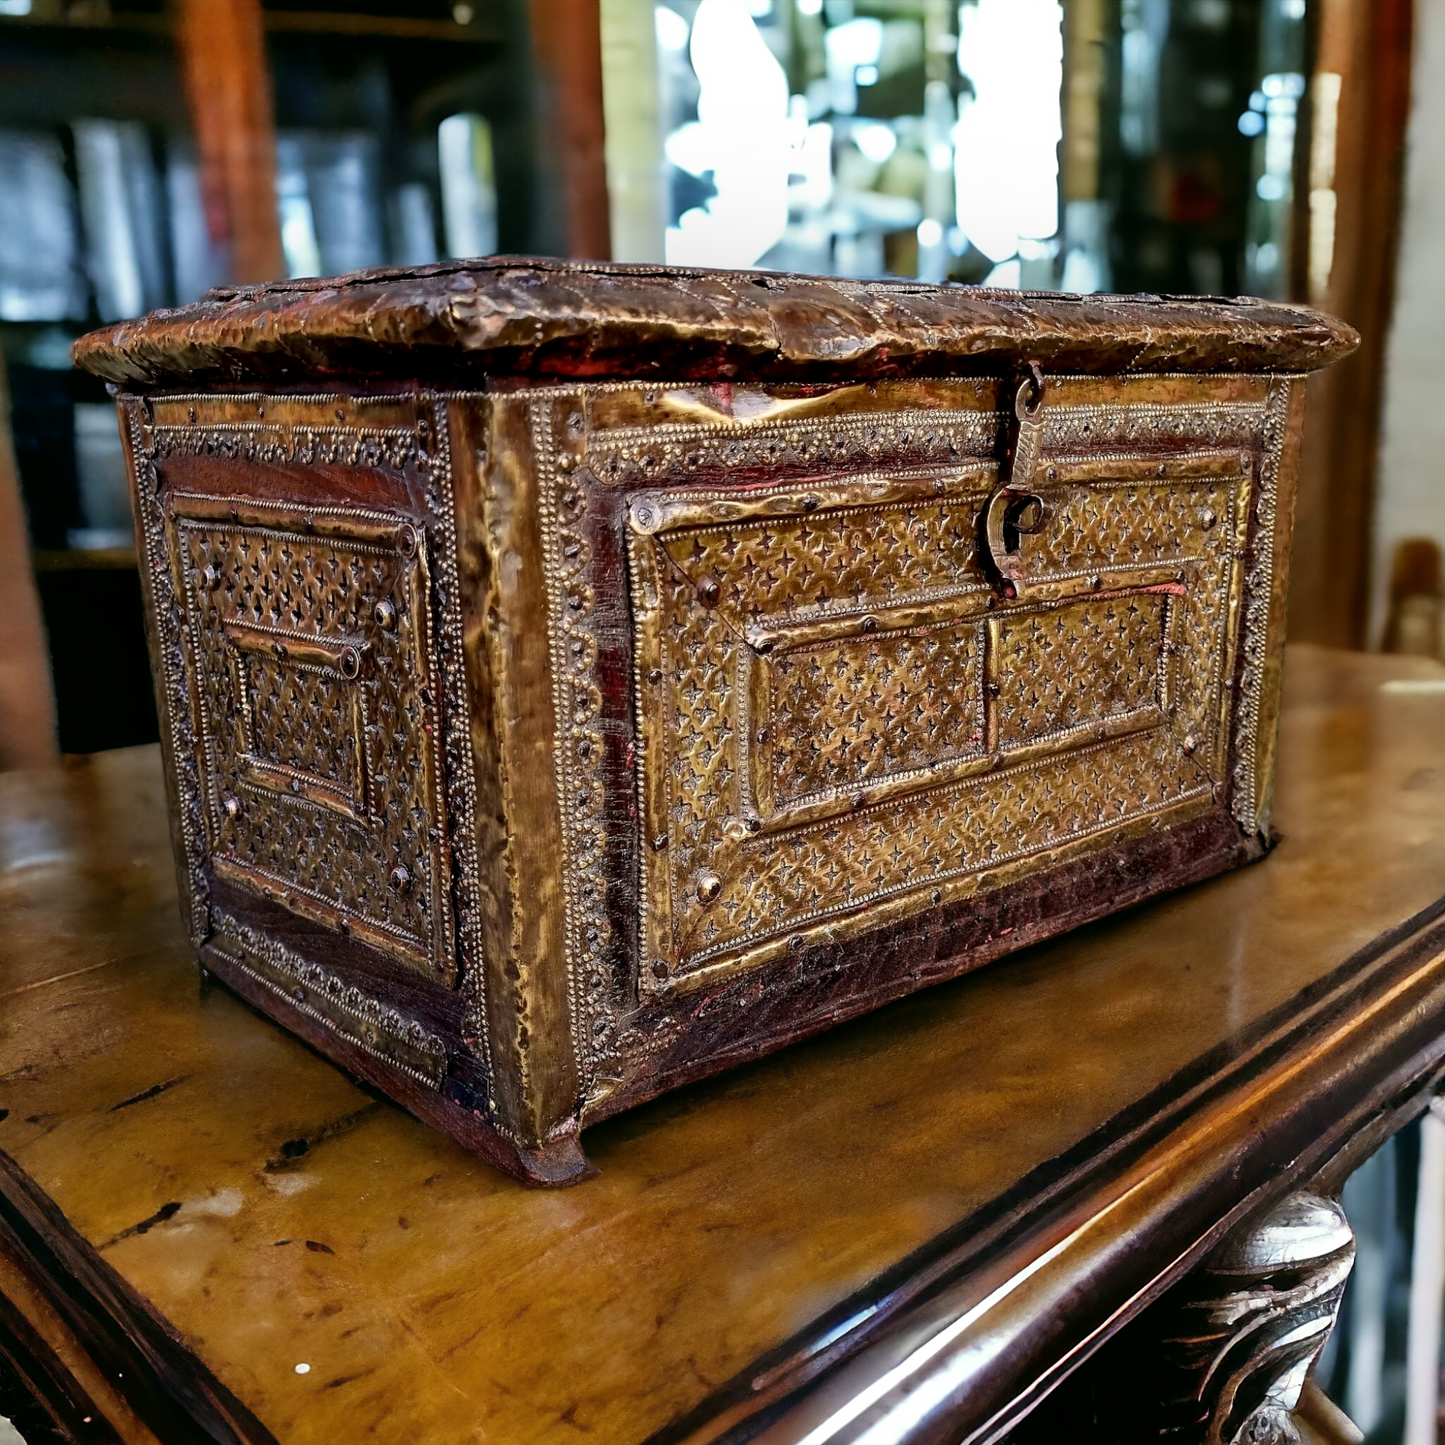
[73,264,1355,1185]
[72,257,1359,387]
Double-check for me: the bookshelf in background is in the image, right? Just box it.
[0,0,550,755]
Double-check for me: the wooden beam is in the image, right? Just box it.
[529,0,611,261]
[1288,0,1413,648]
[174,0,285,286]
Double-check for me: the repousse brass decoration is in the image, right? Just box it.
[77,262,1353,1183]
[603,382,1260,996]
[175,500,452,979]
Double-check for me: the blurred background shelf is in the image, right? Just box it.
[0,0,1430,769]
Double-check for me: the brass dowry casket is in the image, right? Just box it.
[75,260,1357,1184]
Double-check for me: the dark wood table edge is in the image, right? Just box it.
[3,895,1445,1445]
[647,891,1445,1445]
[0,1153,281,1445]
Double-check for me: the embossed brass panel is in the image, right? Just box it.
[624,413,1249,994]
[168,495,455,981]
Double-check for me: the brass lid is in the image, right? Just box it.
[73,255,1359,388]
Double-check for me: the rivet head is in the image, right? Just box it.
[222,794,242,821]
[1183,733,1199,753]
[1241,452,1252,471]
[272,640,288,660]
[647,667,663,684]
[1200,509,1217,530]
[374,600,397,630]
[1045,465,1057,482]
[860,615,878,633]
[201,564,222,591]
[695,870,722,904]
[1089,575,1103,590]
[801,494,821,512]
[396,524,419,557]
[651,833,668,852]
[651,960,669,980]
[389,866,413,895]
[338,646,361,679]
[756,725,770,744]
[697,578,721,608]
[187,406,197,423]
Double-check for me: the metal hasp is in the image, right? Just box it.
[982,361,1052,599]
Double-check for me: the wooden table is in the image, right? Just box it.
[2,645,1445,1445]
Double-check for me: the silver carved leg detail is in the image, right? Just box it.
[1157,1193,1356,1445]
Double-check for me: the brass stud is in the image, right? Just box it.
[647,667,663,684]
[201,564,222,591]
[695,870,722,905]
[696,577,721,607]
[374,600,397,630]
[338,646,361,679]
[651,960,670,980]
[1089,575,1103,590]
[1183,733,1199,753]
[389,866,412,895]
[222,794,242,821]
[756,725,770,744]
[396,524,419,557]
[651,834,668,852]
[1200,509,1217,530]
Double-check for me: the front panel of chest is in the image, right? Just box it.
[522,376,1288,1045]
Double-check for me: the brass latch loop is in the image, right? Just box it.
[982,362,1051,600]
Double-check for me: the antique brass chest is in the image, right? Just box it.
[75,261,1356,1184]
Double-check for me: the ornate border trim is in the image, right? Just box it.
[211,910,449,1088]
[1231,378,1293,835]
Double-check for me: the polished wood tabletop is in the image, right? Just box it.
[3,645,1445,1445]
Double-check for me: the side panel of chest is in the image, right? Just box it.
[123,392,488,1097]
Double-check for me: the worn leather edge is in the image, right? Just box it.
[71,258,1361,387]
[646,891,1445,1445]
[0,1148,283,1445]
[586,807,1262,1127]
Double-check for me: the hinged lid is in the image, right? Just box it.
[73,257,1359,388]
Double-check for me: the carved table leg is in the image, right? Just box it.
[1156,1193,1356,1444]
